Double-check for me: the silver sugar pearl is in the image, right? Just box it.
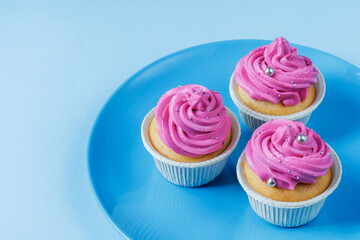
[288,170,291,173]
[278,94,281,97]
[195,91,198,94]
[265,67,274,76]
[218,113,221,116]
[216,137,219,140]
[278,159,281,162]
[297,134,307,143]
[294,84,297,87]
[206,117,209,119]
[267,177,276,187]
[297,177,300,180]
[188,117,192,120]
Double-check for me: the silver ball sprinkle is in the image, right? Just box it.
[211,137,214,139]
[175,109,178,112]
[290,81,293,83]
[278,159,281,162]
[183,99,186,102]
[216,137,219,140]
[294,84,297,87]
[188,117,192,120]
[160,117,163,120]
[296,75,299,78]
[267,177,276,187]
[297,177,300,180]
[288,170,291,173]
[218,113,221,116]
[195,91,198,94]
[297,134,307,143]
[265,67,274,76]
[278,94,281,97]
[206,117,209,119]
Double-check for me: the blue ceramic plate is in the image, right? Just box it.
[88,40,360,240]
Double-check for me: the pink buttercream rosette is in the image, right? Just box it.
[245,119,333,190]
[235,37,319,106]
[155,84,232,157]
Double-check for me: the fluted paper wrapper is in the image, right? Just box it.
[229,67,325,131]
[236,147,342,227]
[141,107,241,187]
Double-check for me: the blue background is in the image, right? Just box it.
[1,1,359,239]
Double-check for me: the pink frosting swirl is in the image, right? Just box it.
[155,84,232,157]
[234,37,319,106]
[245,119,333,190]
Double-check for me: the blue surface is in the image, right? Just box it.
[1,1,360,239]
[89,40,360,239]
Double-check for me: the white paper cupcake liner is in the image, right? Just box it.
[229,67,325,131]
[141,107,241,187]
[236,146,342,227]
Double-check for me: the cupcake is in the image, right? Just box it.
[237,119,342,227]
[141,84,241,187]
[230,37,325,131]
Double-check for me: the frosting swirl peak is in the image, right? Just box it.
[155,84,231,157]
[235,37,319,106]
[245,119,333,190]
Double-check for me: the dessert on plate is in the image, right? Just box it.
[237,119,342,227]
[142,84,240,187]
[230,37,325,131]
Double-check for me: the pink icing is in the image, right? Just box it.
[245,119,333,190]
[155,84,232,158]
[234,37,319,106]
